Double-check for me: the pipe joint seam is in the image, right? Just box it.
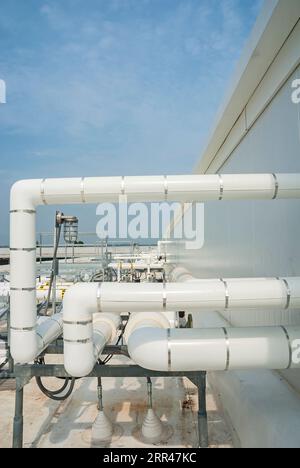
[218,175,224,201]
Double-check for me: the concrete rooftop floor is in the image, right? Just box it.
[0,356,233,449]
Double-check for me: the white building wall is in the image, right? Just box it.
[180,64,300,328]
[167,2,300,447]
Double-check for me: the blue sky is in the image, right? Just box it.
[0,0,263,244]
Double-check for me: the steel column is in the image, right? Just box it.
[12,380,24,448]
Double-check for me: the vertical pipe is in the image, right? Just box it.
[12,382,24,448]
[10,207,38,364]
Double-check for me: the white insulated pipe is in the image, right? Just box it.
[63,283,120,377]
[81,279,300,313]
[123,268,300,371]
[127,326,300,372]
[124,312,171,344]
[12,313,63,364]
[9,173,300,363]
[36,313,63,355]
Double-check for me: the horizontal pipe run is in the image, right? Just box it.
[10,174,300,209]
[127,326,300,372]
[9,276,300,364]
[66,278,300,314]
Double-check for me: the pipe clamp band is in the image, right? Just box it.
[41,179,47,205]
[219,175,224,201]
[282,279,291,310]
[63,319,92,325]
[97,283,102,313]
[10,210,36,214]
[222,327,230,371]
[164,176,168,201]
[167,329,171,371]
[162,283,167,310]
[220,279,229,309]
[121,176,125,196]
[81,177,86,203]
[10,287,36,292]
[281,326,292,369]
[11,326,36,331]
[10,248,36,252]
[64,338,92,344]
[272,174,279,200]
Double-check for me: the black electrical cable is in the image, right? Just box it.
[103,327,125,363]
[101,319,129,365]
[36,376,71,397]
[35,358,76,401]
[35,376,75,401]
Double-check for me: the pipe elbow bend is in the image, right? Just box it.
[63,283,95,321]
[64,359,94,378]
[127,328,168,372]
[64,342,95,378]
[10,329,38,364]
[10,179,41,210]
